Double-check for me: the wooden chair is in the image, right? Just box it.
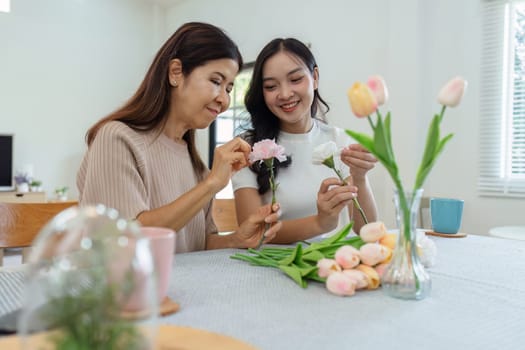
[0,201,78,265]
[419,196,430,229]
[212,198,238,233]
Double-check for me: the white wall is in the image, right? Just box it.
[164,0,524,233]
[1,0,523,233]
[0,0,160,198]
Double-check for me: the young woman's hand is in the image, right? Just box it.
[340,144,377,180]
[207,137,251,192]
[234,203,282,248]
[315,178,357,232]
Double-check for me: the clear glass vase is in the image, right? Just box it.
[381,188,431,300]
[18,205,159,349]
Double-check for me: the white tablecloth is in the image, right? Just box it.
[1,234,524,349]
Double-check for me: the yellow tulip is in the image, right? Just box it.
[379,233,397,250]
[355,264,381,290]
[347,82,378,118]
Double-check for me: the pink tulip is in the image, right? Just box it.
[437,76,468,107]
[347,82,378,118]
[342,269,368,289]
[325,271,357,296]
[367,75,389,106]
[359,243,392,266]
[249,139,287,164]
[334,245,360,269]
[359,221,387,243]
[374,262,390,280]
[316,258,342,278]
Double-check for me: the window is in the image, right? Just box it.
[209,64,253,198]
[479,0,525,197]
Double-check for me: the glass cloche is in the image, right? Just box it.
[18,204,158,349]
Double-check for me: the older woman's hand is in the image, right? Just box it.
[340,144,377,180]
[207,137,251,191]
[235,203,282,248]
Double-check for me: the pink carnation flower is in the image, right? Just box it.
[249,139,287,164]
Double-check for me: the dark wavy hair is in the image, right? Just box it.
[243,38,329,194]
[86,22,243,179]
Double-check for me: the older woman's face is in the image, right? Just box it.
[172,58,239,130]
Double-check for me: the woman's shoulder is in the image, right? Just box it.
[92,121,150,154]
[99,120,136,136]
[97,121,146,142]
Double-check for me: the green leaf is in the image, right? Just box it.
[278,243,302,266]
[415,114,440,188]
[278,265,307,288]
[414,132,454,190]
[304,269,326,283]
[295,264,318,277]
[345,130,375,154]
[383,112,395,164]
[424,114,441,165]
[302,250,325,263]
[435,133,454,157]
[303,223,353,253]
[373,116,394,167]
[346,129,395,172]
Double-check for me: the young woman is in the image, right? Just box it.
[77,22,281,252]
[232,38,377,243]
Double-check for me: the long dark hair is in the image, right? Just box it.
[243,38,329,194]
[86,22,243,178]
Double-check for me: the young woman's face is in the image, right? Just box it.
[262,51,318,133]
[172,58,239,130]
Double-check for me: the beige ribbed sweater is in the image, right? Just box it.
[77,121,216,253]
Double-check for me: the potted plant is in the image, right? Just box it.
[55,186,69,201]
[14,172,31,193]
[30,179,43,192]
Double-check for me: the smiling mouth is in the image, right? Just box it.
[280,101,299,111]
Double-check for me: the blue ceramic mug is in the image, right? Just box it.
[430,198,464,234]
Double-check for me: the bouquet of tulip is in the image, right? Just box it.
[231,220,436,293]
[346,75,467,241]
[248,139,287,248]
[346,75,467,299]
[312,141,368,224]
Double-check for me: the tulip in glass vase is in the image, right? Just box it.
[346,75,467,300]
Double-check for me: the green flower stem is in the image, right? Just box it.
[257,160,277,250]
[392,177,410,242]
[438,105,446,123]
[334,168,368,225]
[231,223,366,288]
[367,115,376,130]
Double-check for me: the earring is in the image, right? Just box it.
[170,80,177,87]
